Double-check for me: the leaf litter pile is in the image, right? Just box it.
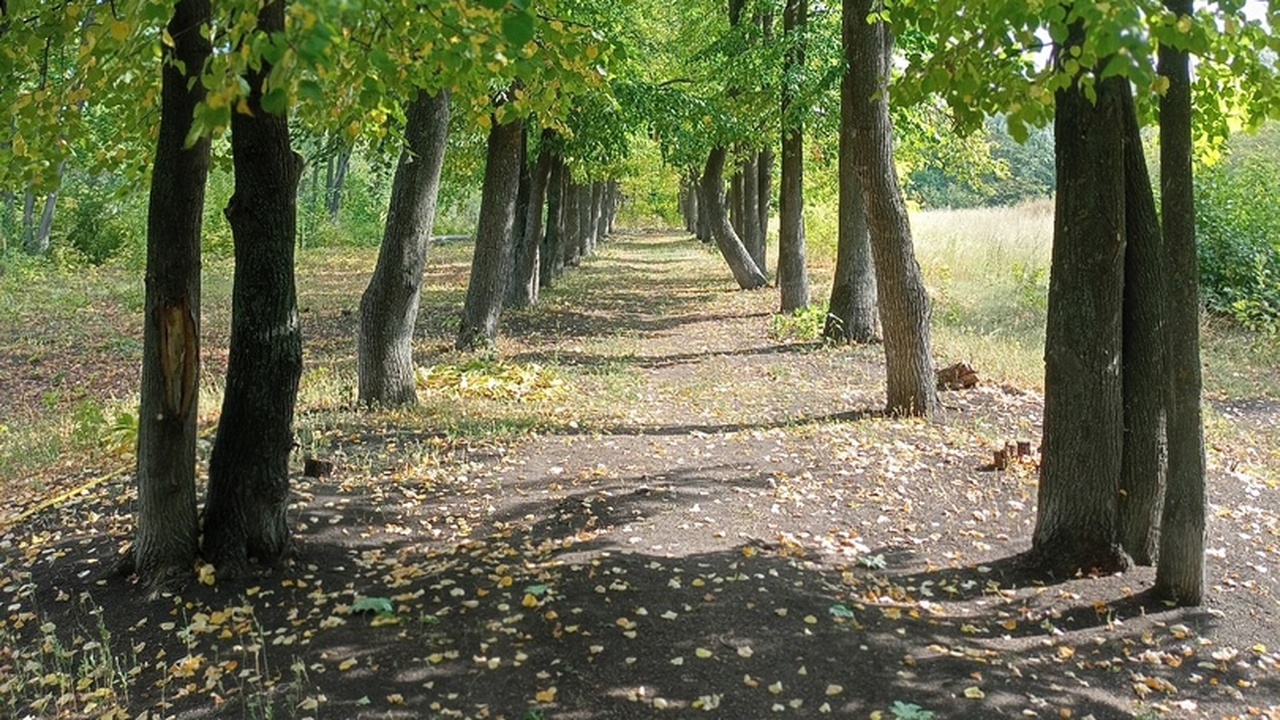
[2,231,1280,719]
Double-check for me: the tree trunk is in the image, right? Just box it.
[576,183,592,258]
[563,181,581,267]
[33,184,59,255]
[759,148,773,251]
[595,181,610,243]
[357,89,450,406]
[541,155,565,287]
[21,188,38,254]
[845,0,937,416]
[685,173,700,236]
[1154,0,1206,606]
[456,116,523,350]
[509,130,553,308]
[588,182,603,253]
[325,146,351,223]
[740,153,765,271]
[695,171,711,243]
[132,0,211,591]
[1117,83,1167,567]
[1030,64,1131,576]
[506,130,532,297]
[608,181,621,233]
[702,148,768,289]
[778,0,810,314]
[825,152,878,343]
[203,0,305,576]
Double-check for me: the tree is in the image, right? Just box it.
[508,129,555,308]
[203,0,305,575]
[357,89,451,406]
[457,113,524,350]
[131,0,211,591]
[1118,83,1167,567]
[702,147,769,289]
[1154,0,1206,605]
[845,0,938,416]
[777,0,811,314]
[1031,39,1131,574]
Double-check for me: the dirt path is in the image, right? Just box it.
[2,231,1278,720]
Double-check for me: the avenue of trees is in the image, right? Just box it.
[4,0,1280,606]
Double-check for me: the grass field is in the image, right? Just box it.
[0,204,1276,490]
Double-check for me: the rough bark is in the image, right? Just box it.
[506,131,532,298]
[740,153,765,272]
[132,0,211,590]
[509,130,554,308]
[541,156,565,287]
[702,148,768,289]
[1154,0,1206,606]
[845,0,937,416]
[825,153,878,343]
[729,170,744,239]
[357,89,450,406]
[204,0,304,576]
[1030,66,1131,576]
[456,116,523,351]
[1118,83,1167,566]
[778,0,810,314]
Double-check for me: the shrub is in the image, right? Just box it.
[1196,131,1280,333]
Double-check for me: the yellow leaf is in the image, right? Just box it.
[964,686,985,699]
[522,593,539,608]
[387,693,405,705]
[197,562,216,587]
[695,647,713,659]
[338,659,357,671]
[109,20,130,41]
[534,687,557,703]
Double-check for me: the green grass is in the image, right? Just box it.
[1,210,1277,506]
[912,201,1054,389]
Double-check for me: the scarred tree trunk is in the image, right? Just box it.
[132,0,211,590]
[357,89,450,406]
[845,0,936,415]
[702,148,768,289]
[204,0,305,576]
[1030,62,1131,575]
[1155,0,1206,605]
[509,130,554,308]
[1118,83,1167,566]
[778,0,810,314]
[457,116,523,350]
[541,155,565,287]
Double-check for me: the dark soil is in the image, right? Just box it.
[2,231,1279,720]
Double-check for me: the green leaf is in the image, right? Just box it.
[502,13,535,46]
[352,597,395,616]
[828,603,856,619]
